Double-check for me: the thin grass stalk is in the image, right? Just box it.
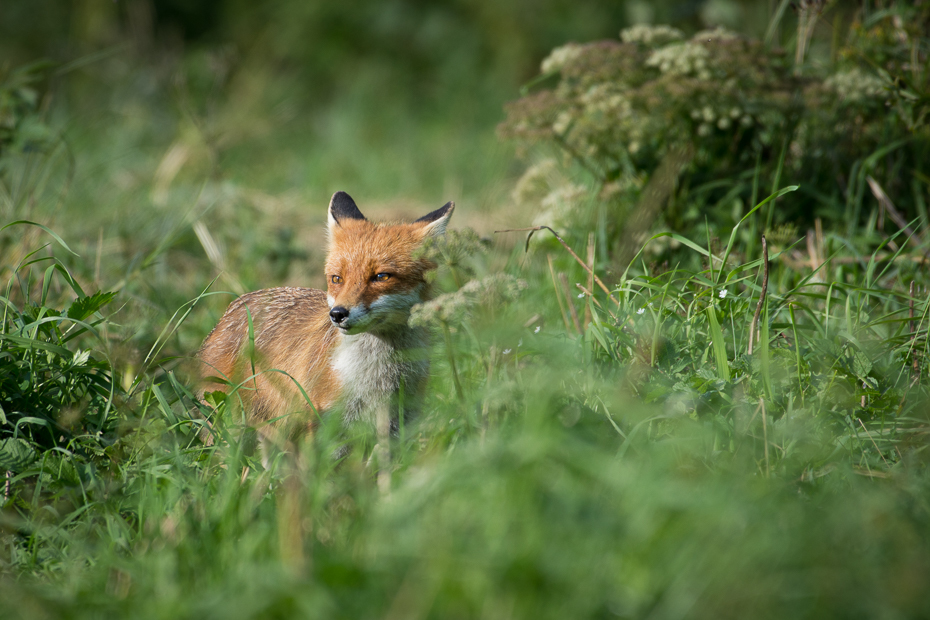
[496,225,618,306]
[584,232,595,329]
[705,217,715,286]
[867,176,925,247]
[547,254,572,332]
[765,140,788,233]
[575,283,613,318]
[559,272,583,335]
[911,281,918,376]
[441,322,464,400]
[761,398,770,477]
[748,235,769,355]
[747,150,763,259]
[794,1,824,72]
[764,0,791,47]
[788,303,804,407]
[651,278,674,367]
[858,417,890,469]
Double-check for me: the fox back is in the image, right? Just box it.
[199,191,453,438]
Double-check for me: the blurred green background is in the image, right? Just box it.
[0,0,781,214]
[1,0,777,357]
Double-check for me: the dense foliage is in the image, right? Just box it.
[2,2,930,619]
[501,9,930,256]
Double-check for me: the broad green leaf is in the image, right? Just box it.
[706,305,730,382]
[0,438,37,471]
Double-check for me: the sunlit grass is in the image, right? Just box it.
[2,4,930,617]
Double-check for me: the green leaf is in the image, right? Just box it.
[0,438,38,471]
[0,220,78,256]
[67,291,117,321]
[706,306,730,382]
[718,185,799,286]
[203,390,227,408]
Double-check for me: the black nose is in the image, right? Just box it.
[330,306,350,324]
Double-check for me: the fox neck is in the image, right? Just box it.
[330,323,429,425]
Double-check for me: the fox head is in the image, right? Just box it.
[324,191,454,335]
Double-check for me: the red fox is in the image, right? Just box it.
[199,191,453,440]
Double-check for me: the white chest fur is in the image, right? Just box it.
[330,330,428,424]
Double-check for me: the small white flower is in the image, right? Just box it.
[637,308,645,315]
[577,293,585,298]
[534,326,541,333]
[648,302,654,308]
[540,42,583,74]
[503,349,512,355]
[518,339,523,347]
[719,289,728,299]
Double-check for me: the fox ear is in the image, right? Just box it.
[328,191,367,231]
[415,201,454,237]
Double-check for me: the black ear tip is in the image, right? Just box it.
[329,191,366,222]
[415,201,455,224]
[329,191,354,208]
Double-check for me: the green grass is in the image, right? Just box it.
[2,181,929,618]
[2,4,930,618]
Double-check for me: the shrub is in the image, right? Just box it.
[500,9,930,254]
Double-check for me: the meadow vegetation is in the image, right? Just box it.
[2,2,930,618]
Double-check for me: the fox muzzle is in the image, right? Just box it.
[329,306,350,325]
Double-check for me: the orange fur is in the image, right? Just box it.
[198,191,453,440]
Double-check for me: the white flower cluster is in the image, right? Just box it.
[620,24,684,46]
[538,183,588,225]
[646,42,711,79]
[552,111,573,135]
[825,68,885,103]
[541,43,583,74]
[512,159,559,206]
[690,105,752,136]
[409,275,528,328]
[581,84,632,117]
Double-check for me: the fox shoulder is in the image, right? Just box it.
[199,287,335,383]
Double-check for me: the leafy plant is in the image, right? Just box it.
[499,8,930,256]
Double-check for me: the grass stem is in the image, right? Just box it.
[441,322,465,400]
[761,398,770,477]
[748,235,769,355]
[584,232,595,329]
[496,225,618,307]
[559,272,583,335]
[547,254,572,332]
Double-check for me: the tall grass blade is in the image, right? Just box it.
[706,305,730,382]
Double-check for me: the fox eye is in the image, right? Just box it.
[374,273,391,282]
[331,275,343,284]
